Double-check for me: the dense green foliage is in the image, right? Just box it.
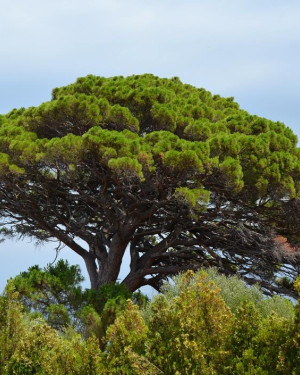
[0,74,299,294]
[0,267,299,374]
[8,260,145,339]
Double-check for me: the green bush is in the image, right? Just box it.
[1,267,299,374]
[0,283,104,374]
[8,260,137,340]
[140,269,297,374]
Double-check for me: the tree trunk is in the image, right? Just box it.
[122,272,144,292]
[84,255,99,290]
[93,233,128,288]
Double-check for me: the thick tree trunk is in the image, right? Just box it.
[98,234,128,284]
[84,233,129,290]
[122,272,144,292]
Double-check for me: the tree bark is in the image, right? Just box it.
[84,255,99,290]
[122,272,144,292]
[96,233,128,287]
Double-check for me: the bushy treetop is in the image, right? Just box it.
[0,74,299,294]
[2,74,299,198]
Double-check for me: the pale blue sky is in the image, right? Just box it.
[0,0,299,292]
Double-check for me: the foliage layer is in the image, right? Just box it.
[0,74,300,293]
[1,267,299,374]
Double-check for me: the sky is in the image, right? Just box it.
[0,0,299,292]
